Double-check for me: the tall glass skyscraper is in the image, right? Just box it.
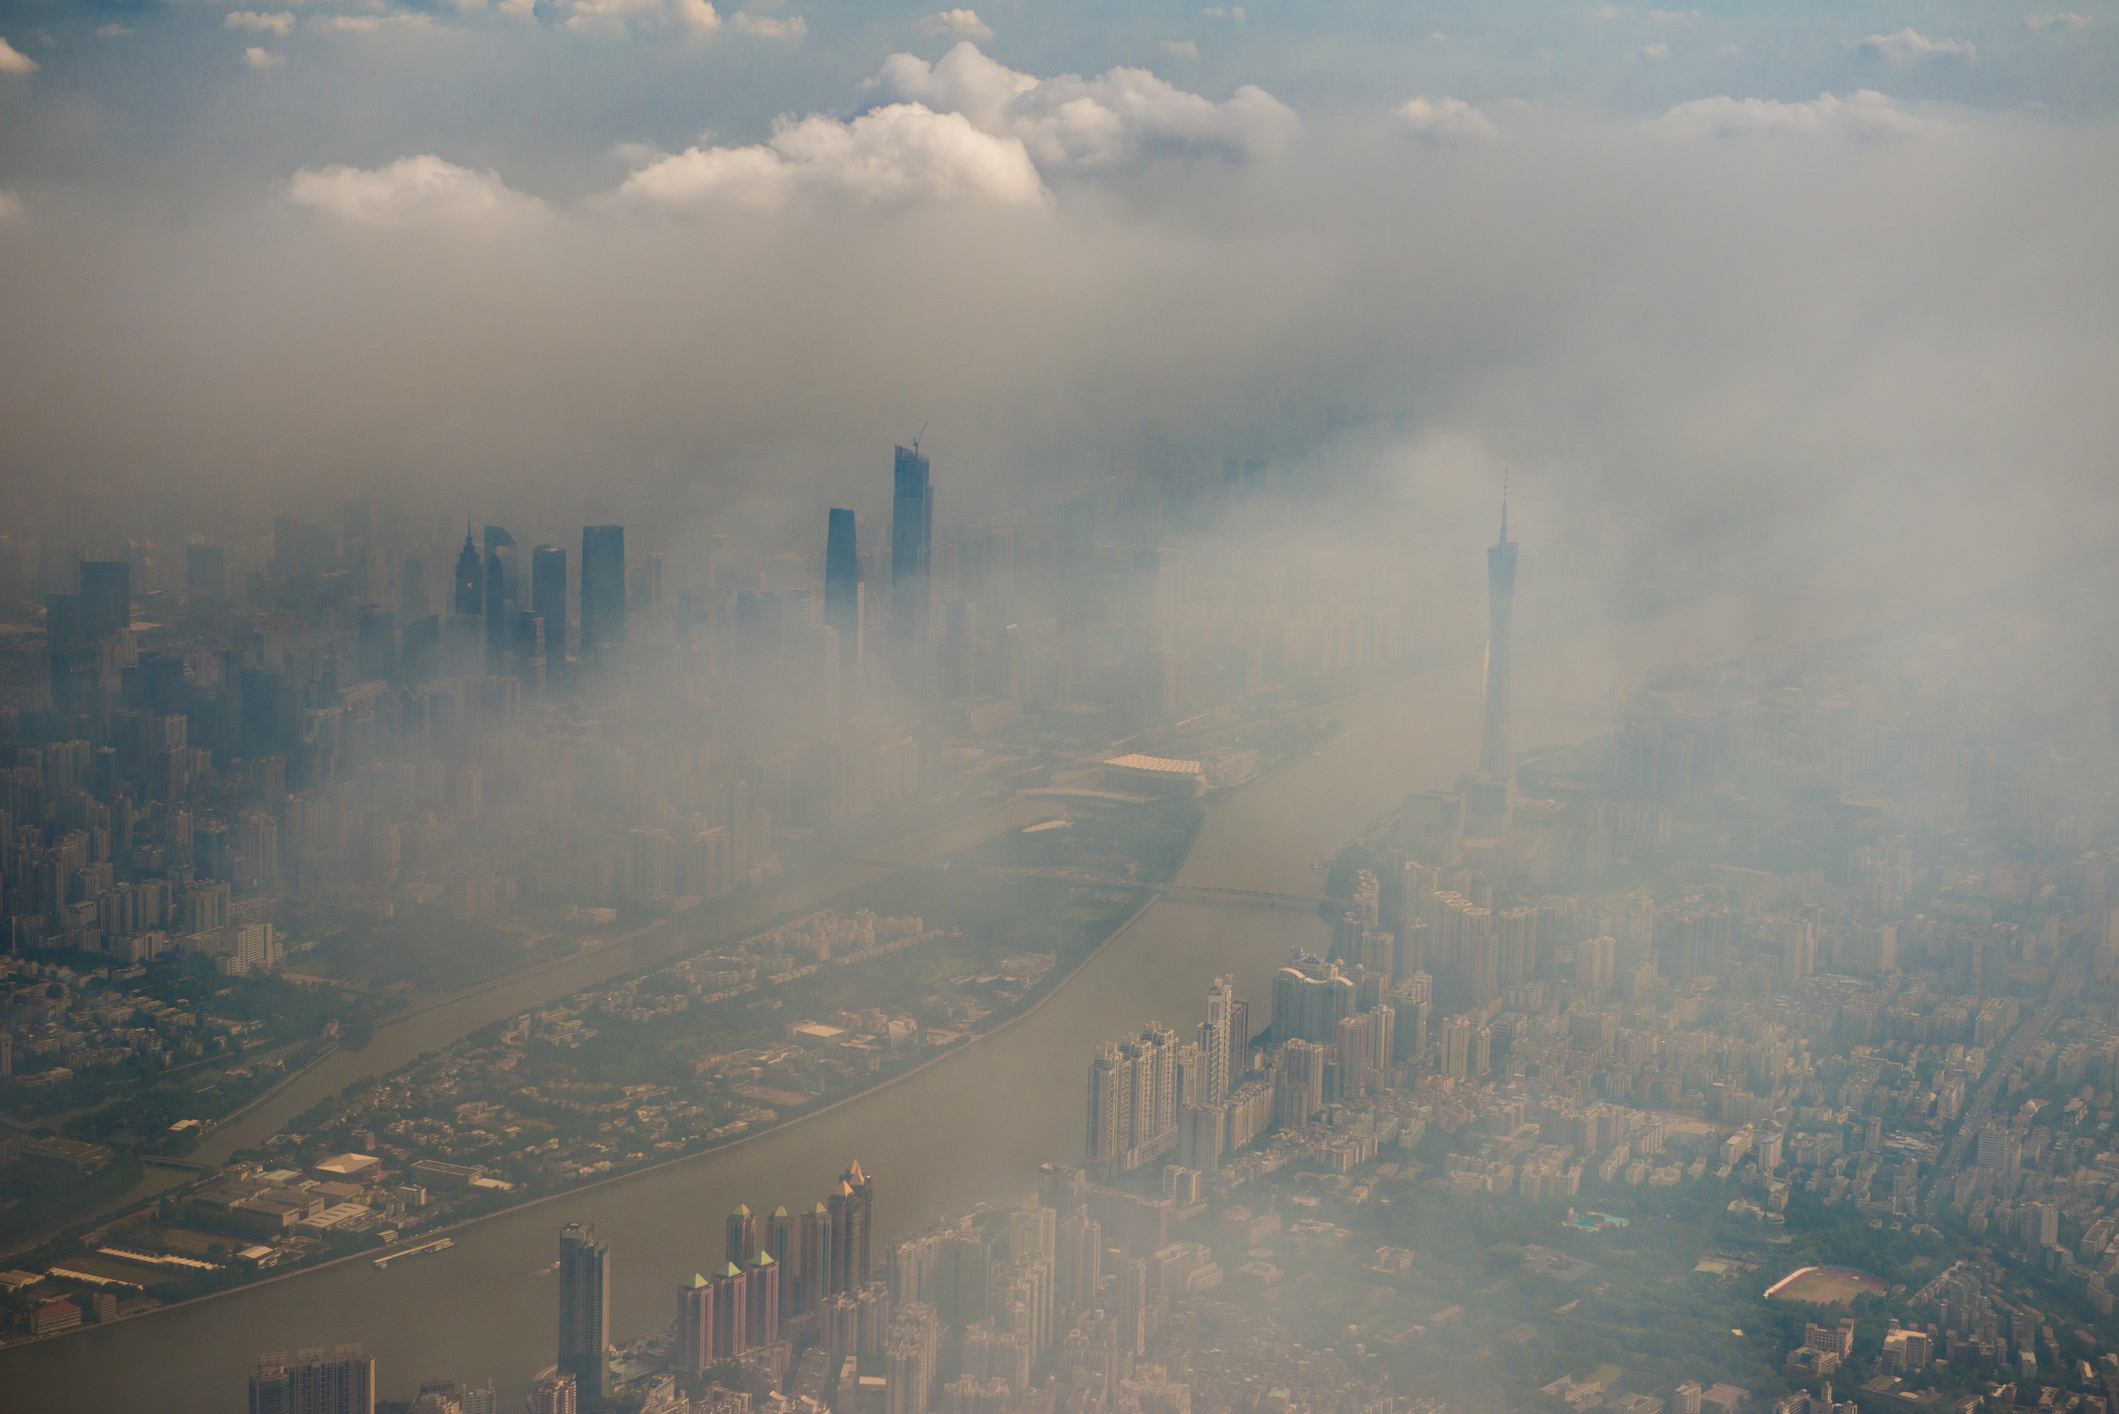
[558,1222,610,1399]
[580,524,626,658]
[531,545,567,663]
[1478,501,1517,780]
[825,507,861,669]
[890,445,933,662]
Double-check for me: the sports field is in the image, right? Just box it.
[1764,1265,1888,1305]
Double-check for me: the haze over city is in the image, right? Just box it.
[2,4,2119,1414]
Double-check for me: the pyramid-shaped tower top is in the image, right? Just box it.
[685,1273,710,1289]
[718,1262,744,1279]
[813,1201,830,1216]
[750,1251,776,1268]
[731,1203,750,1217]
[836,1180,854,1197]
[773,1206,788,1218]
[846,1160,866,1184]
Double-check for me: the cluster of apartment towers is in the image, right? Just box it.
[555,1161,876,1400]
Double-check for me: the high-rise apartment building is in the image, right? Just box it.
[727,1203,760,1267]
[580,524,626,658]
[825,507,863,670]
[1271,963,1356,1045]
[558,1222,610,1400]
[676,1273,715,1376]
[248,1344,375,1414]
[800,1200,833,1314]
[1200,975,1234,1107]
[525,1373,576,1414]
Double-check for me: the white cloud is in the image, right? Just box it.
[611,104,1047,211]
[1643,41,1668,57]
[244,46,285,68]
[1159,39,1199,60]
[1201,6,1244,21]
[284,155,549,229]
[1858,28,1977,62]
[921,9,992,41]
[2023,12,2090,30]
[311,12,442,33]
[1394,96,1500,143]
[870,42,1299,170]
[562,0,721,38]
[97,23,133,37]
[730,10,804,40]
[0,36,40,74]
[227,11,297,36]
[1659,90,1944,140]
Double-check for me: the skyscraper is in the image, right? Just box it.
[825,507,863,670]
[713,1262,748,1356]
[453,527,483,617]
[829,1160,874,1294]
[800,1200,833,1315]
[770,1206,796,1320]
[727,1204,759,1268]
[676,1274,715,1376]
[78,559,130,642]
[580,524,626,658]
[1467,497,1518,834]
[747,1250,780,1348]
[1200,975,1234,1107]
[531,545,567,662]
[890,445,933,664]
[558,1222,610,1400]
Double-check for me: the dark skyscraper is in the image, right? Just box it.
[580,525,626,657]
[890,445,933,658]
[558,1222,610,1400]
[78,560,130,642]
[825,507,861,669]
[453,527,483,617]
[186,543,227,601]
[531,545,567,662]
[799,1200,831,1315]
[769,1206,795,1320]
[828,1159,874,1295]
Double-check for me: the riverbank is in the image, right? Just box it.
[0,886,1168,1353]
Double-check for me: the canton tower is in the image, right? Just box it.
[1478,497,1517,781]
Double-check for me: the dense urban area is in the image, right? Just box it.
[6,468,2119,1414]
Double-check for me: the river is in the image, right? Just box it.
[0,587,1910,1410]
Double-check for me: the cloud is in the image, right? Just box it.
[1643,41,1668,57]
[244,46,286,68]
[0,37,39,75]
[1658,90,1944,140]
[1201,6,1244,20]
[610,104,1048,211]
[2023,12,2090,30]
[226,11,297,36]
[283,155,549,229]
[1394,96,1500,143]
[311,12,443,34]
[921,9,993,41]
[1858,28,1977,62]
[562,0,721,38]
[730,10,804,40]
[97,24,133,37]
[871,42,1300,169]
[1159,39,1199,60]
